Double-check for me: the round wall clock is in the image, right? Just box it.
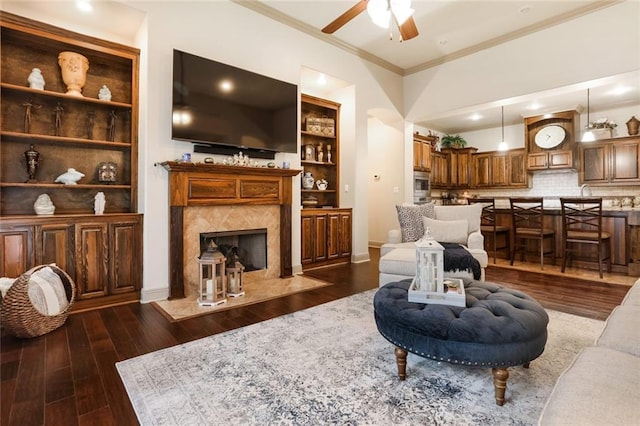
[534,125,566,149]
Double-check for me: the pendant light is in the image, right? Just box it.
[582,88,595,142]
[498,106,508,151]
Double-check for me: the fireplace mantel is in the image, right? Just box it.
[161,161,301,299]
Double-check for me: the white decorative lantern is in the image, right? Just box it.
[198,240,227,306]
[226,247,245,297]
[414,237,444,293]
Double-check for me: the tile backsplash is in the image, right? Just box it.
[433,170,640,208]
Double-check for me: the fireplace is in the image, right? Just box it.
[162,161,300,299]
[200,228,267,272]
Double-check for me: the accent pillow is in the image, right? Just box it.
[422,217,469,245]
[27,266,68,316]
[396,204,436,242]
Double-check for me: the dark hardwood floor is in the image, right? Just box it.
[1,248,631,426]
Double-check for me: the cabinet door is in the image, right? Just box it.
[431,152,449,187]
[326,213,340,260]
[0,227,33,277]
[581,145,608,183]
[35,224,72,272]
[611,141,640,182]
[508,150,528,186]
[300,215,315,264]
[473,154,491,187]
[421,143,431,171]
[75,223,109,300]
[110,221,142,294]
[549,150,573,168]
[491,154,509,186]
[338,212,352,258]
[314,214,328,262]
[527,153,548,170]
[413,140,422,170]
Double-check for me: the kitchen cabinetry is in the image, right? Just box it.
[579,136,640,185]
[0,12,142,310]
[430,151,450,188]
[525,110,578,171]
[445,147,477,188]
[473,149,528,188]
[301,94,340,208]
[413,133,436,171]
[301,208,351,269]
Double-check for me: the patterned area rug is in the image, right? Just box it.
[117,290,603,425]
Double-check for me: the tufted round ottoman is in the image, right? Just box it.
[374,279,548,406]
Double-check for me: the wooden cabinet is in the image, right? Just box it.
[472,149,528,188]
[413,133,436,171]
[0,12,142,310]
[0,215,143,311]
[301,94,340,208]
[579,136,640,185]
[525,110,579,171]
[430,151,450,188]
[301,208,351,269]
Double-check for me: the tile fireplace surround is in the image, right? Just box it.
[161,162,301,299]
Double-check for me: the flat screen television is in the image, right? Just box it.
[172,49,298,159]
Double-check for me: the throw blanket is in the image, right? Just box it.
[441,242,482,280]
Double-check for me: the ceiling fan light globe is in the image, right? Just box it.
[367,0,391,28]
[390,0,414,25]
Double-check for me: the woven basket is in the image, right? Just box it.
[1,265,76,338]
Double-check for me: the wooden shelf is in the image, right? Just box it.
[0,182,131,189]
[1,82,132,108]
[1,131,132,148]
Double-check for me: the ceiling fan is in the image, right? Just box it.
[322,0,419,41]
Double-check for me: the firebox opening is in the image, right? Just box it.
[199,228,267,272]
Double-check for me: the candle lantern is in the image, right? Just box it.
[198,240,227,306]
[414,237,444,293]
[225,246,245,297]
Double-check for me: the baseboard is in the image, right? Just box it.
[292,264,303,275]
[351,251,370,263]
[141,287,170,304]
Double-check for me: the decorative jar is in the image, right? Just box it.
[58,51,89,97]
[302,171,315,189]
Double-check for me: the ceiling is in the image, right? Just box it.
[249,0,639,133]
[5,0,638,134]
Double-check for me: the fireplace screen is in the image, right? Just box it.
[200,228,267,272]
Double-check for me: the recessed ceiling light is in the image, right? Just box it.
[528,102,541,110]
[317,74,327,85]
[76,0,93,12]
[519,5,532,14]
[470,113,482,121]
[438,39,448,46]
[219,80,234,93]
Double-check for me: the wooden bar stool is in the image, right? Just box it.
[509,197,555,270]
[560,197,611,278]
[469,198,510,263]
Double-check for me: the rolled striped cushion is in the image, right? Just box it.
[27,266,69,316]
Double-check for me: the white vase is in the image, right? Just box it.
[58,51,89,97]
[302,172,315,189]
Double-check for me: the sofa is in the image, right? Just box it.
[538,278,640,425]
[379,203,489,286]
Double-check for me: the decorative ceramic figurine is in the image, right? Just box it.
[34,194,55,215]
[302,171,315,189]
[55,168,85,185]
[94,192,106,215]
[316,179,328,190]
[27,68,45,90]
[326,144,332,163]
[98,85,112,101]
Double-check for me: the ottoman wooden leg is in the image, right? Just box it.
[394,347,407,381]
[492,367,509,406]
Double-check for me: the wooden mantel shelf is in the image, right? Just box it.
[160,161,301,177]
[161,161,301,299]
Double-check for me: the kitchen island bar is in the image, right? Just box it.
[491,207,640,276]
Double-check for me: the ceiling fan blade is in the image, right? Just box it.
[398,16,419,41]
[322,0,368,34]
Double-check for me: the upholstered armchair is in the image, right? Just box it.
[379,203,488,286]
